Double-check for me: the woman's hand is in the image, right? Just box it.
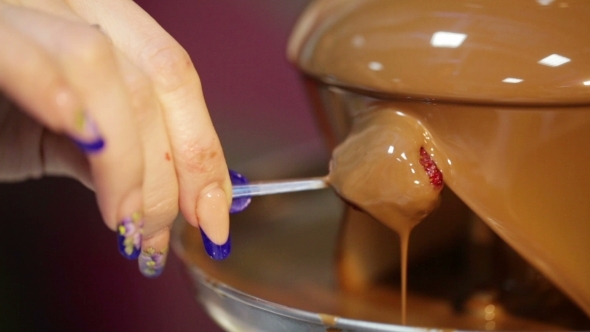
[0,0,233,277]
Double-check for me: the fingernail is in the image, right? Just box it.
[197,185,231,259]
[229,169,251,214]
[200,228,231,260]
[70,110,105,153]
[117,212,143,260]
[139,247,168,278]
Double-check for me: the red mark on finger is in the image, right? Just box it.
[165,152,171,161]
[419,147,443,188]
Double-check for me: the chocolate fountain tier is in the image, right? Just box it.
[289,0,590,105]
[289,0,590,319]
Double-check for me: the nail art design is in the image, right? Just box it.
[200,229,231,260]
[70,110,105,153]
[139,247,168,278]
[117,212,143,259]
[229,170,251,214]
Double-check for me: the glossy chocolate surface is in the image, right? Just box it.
[289,0,590,105]
[290,0,590,319]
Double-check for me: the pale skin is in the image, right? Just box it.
[0,0,232,275]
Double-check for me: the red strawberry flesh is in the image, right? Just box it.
[419,147,443,189]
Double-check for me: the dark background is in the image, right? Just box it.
[0,0,322,330]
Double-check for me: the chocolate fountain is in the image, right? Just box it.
[174,0,590,330]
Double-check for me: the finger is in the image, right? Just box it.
[3,0,82,22]
[113,50,179,238]
[0,96,90,186]
[138,228,170,278]
[0,19,97,145]
[69,0,232,254]
[0,4,145,259]
[41,130,92,188]
[0,17,92,186]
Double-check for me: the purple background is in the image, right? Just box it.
[0,0,328,330]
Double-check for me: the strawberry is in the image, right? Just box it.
[419,147,443,188]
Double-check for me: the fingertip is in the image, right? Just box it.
[228,169,251,214]
[196,185,230,258]
[138,228,170,278]
[115,187,144,259]
[117,211,143,260]
[139,246,168,278]
[69,110,105,153]
[200,228,231,260]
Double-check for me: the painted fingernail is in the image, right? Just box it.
[197,186,231,259]
[117,212,143,260]
[70,110,105,153]
[229,169,251,214]
[200,228,231,260]
[139,247,168,278]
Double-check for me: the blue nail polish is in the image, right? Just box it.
[200,229,231,260]
[117,212,143,260]
[71,110,105,153]
[72,137,105,153]
[229,169,251,213]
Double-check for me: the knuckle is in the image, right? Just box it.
[140,39,195,93]
[64,28,112,65]
[178,137,224,176]
[144,188,179,229]
[126,72,156,122]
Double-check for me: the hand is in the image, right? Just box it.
[0,0,233,277]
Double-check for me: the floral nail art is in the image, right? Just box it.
[117,212,143,260]
[139,247,168,278]
[70,110,105,153]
